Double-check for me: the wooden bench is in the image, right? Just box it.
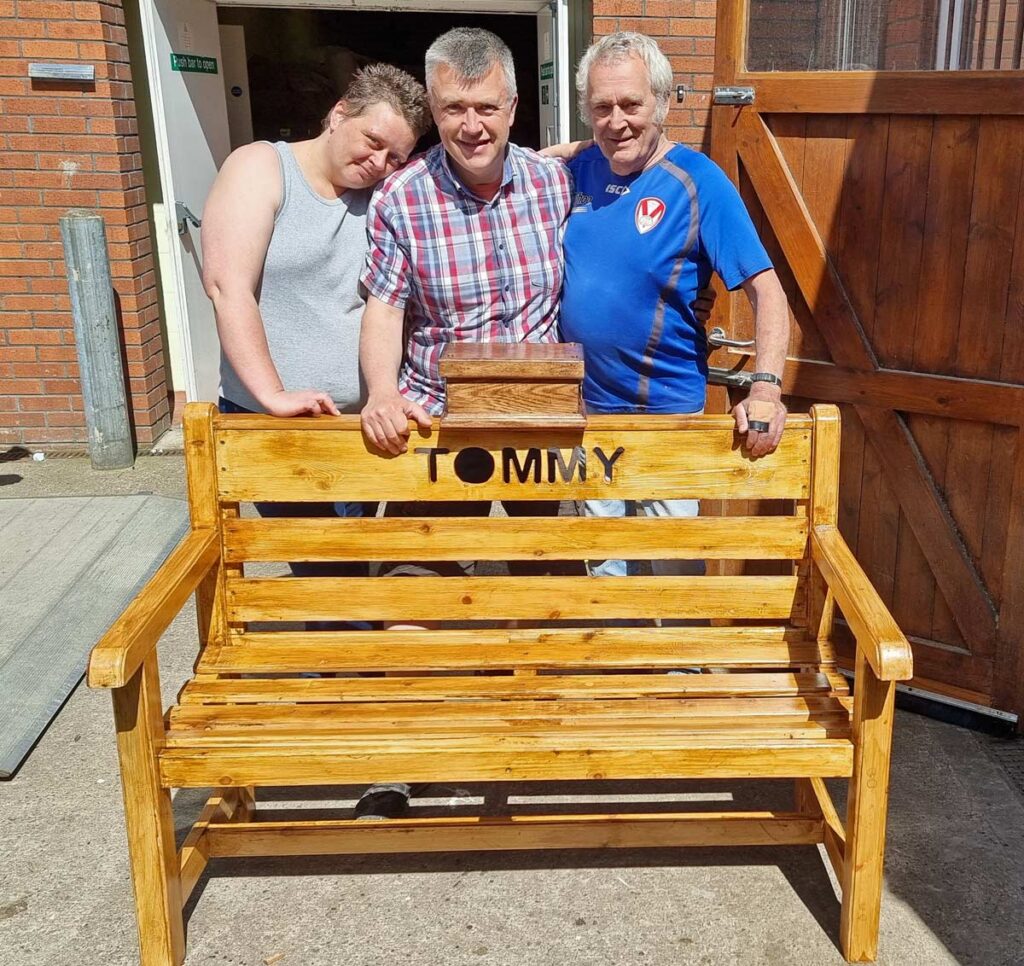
[87,401,912,964]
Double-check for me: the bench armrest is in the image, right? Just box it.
[87,528,220,689]
[810,525,913,682]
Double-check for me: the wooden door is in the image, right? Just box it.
[708,0,1024,720]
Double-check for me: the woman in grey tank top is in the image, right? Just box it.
[202,64,430,419]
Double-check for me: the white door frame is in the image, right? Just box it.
[137,0,202,399]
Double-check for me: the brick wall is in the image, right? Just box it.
[592,0,718,153]
[0,0,169,450]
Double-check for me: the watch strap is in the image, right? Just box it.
[750,371,783,388]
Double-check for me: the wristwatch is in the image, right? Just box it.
[750,371,783,388]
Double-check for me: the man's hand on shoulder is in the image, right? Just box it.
[263,389,341,418]
[732,381,786,458]
[360,391,431,455]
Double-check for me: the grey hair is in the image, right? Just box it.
[425,28,517,101]
[576,32,673,126]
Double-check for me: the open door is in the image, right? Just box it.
[537,0,570,147]
[708,0,1024,721]
[139,0,231,402]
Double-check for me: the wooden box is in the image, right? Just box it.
[439,342,586,429]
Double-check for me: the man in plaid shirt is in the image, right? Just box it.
[359,27,573,454]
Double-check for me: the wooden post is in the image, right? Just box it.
[112,654,185,966]
[59,210,134,470]
[840,647,897,962]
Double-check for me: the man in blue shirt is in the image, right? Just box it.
[556,31,790,576]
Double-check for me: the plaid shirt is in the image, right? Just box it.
[361,143,573,414]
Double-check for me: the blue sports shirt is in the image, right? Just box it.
[561,144,773,414]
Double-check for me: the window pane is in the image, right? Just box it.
[747,0,1024,71]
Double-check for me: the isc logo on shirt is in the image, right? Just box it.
[605,184,630,195]
[635,197,666,234]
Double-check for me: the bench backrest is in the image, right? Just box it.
[183,404,840,673]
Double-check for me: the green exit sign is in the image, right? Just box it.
[170,52,218,74]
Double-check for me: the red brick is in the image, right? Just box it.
[37,346,77,362]
[46,410,85,426]
[45,20,104,40]
[41,189,99,206]
[0,259,51,276]
[42,378,80,393]
[17,0,77,16]
[12,361,63,377]
[23,426,80,441]
[0,412,46,427]
[593,0,642,12]
[0,189,41,205]
[20,40,80,59]
[9,328,62,344]
[617,18,669,33]
[0,346,36,362]
[19,394,71,411]
[22,242,63,258]
[0,377,44,394]
[31,116,89,134]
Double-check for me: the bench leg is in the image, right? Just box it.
[113,654,185,966]
[839,649,896,963]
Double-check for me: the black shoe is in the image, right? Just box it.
[354,783,412,821]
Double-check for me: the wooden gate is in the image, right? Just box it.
[708,0,1024,719]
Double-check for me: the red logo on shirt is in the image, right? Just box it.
[635,197,666,234]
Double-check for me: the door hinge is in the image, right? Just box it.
[713,86,755,106]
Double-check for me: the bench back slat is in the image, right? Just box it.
[222,515,809,563]
[214,417,813,502]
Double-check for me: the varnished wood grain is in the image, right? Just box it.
[204,812,824,857]
[225,575,803,623]
[214,419,813,503]
[811,526,913,681]
[739,71,1024,114]
[222,515,810,563]
[439,341,584,378]
[160,742,854,788]
[840,649,897,962]
[113,656,184,965]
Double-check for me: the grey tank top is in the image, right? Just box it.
[219,141,369,413]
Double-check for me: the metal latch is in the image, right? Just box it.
[707,365,753,389]
[707,326,755,350]
[175,202,202,236]
[713,86,755,106]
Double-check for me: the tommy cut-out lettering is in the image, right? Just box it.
[415,446,622,484]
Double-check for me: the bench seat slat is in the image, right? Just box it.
[179,671,840,704]
[222,516,809,563]
[226,575,803,623]
[166,714,852,747]
[204,639,826,673]
[168,694,853,729]
[159,741,854,787]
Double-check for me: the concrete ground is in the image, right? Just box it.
[2,450,1023,966]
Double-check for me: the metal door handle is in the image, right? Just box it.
[175,202,202,235]
[707,326,755,349]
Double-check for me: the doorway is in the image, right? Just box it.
[217,8,543,151]
[137,0,572,404]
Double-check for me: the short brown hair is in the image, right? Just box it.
[331,63,431,138]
